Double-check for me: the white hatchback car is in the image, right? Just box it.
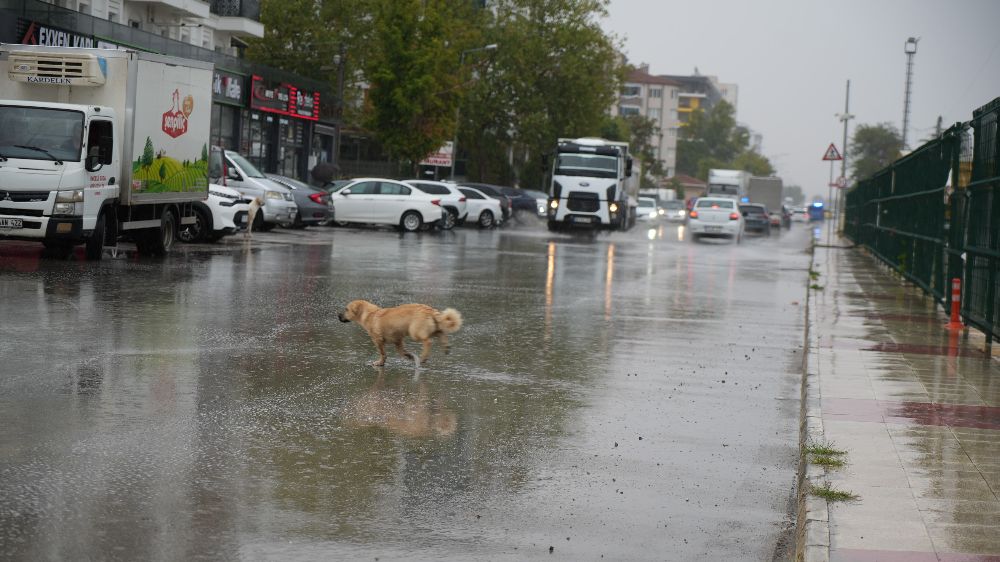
[178,183,251,243]
[457,186,504,228]
[403,180,468,230]
[636,196,659,222]
[329,178,446,232]
[687,197,744,242]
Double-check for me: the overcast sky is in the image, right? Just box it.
[602,0,1000,199]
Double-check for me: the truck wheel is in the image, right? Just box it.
[43,240,74,259]
[177,207,209,244]
[137,208,176,256]
[400,211,423,232]
[85,212,107,261]
[547,220,561,233]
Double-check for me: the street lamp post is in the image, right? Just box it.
[902,37,919,150]
[450,43,498,182]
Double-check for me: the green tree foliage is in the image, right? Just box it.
[142,137,154,167]
[597,114,663,187]
[363,0,481,169]
[461,0,622,188]
[784,184,805,205]
[850,122,902,181]
[676,100,773,181]
[201,144,208,162]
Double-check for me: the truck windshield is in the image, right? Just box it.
[226,151,266,178]
[555,154,618,178]
[0,106,84,162]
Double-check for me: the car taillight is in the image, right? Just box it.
[689,210,699,219]
[309,193,326,204]
[431,199,441,206]
[459,196,467,202]
[729,212,739,220]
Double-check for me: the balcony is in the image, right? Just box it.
[127,0,211,19]
[209,0,262,38]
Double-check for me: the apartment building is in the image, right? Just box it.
[615,65,681,177]
[0,0,340,182]
[660,72,738,125]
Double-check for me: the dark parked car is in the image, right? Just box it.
[266,174,331,227]
[739,203,771,235]
[499,187,548,221]
[459,182,513,222]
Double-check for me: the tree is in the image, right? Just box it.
[142,137,154,168]
[733,150,774,177]
[362,0,481,170]
[200,144,208,162]
[676,100,774,181]
[850,122,902,181]
[784,184,804,205]
[598,114,663,187]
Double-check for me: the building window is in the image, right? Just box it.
[619,106,640,116]
[622,85,640,97]
[647,108,661,120]
[667,128,677,137]
[671,109,678,120]
[78,2,90,14]
[650,88,662,99]
[670,89,677,99]
[108,11,118,22]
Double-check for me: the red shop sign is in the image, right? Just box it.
[250,75,320,121]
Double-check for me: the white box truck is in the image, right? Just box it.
[546,137,638,231]
[0,45,212,259]
[706,169,751,201]
[747,175,785,226]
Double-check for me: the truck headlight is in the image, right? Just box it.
[55,190,84,203]
[609,203,619,214]
[54,202,77,214]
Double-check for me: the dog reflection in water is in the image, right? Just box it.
[344,373,457,438]
[338,299,463,367]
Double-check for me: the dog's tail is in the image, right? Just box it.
[435,308,463,334]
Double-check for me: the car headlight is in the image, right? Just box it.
[265,191,283,200]
[55,190,84,203]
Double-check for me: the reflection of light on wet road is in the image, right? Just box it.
[646,228,656,240]
[677,224,686,242]
[604,243,615,320]
[545,241,555,345]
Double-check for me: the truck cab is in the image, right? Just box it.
[546,137,637,231]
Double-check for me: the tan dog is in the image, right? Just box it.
[338,300,463,366]
[244,197,263,239]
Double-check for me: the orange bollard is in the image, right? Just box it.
[946,277,964,330]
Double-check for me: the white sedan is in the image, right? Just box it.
[687,197,744,242]
[329,178,446,232]
[457,186,504,228]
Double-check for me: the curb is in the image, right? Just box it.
[794,242,831,562]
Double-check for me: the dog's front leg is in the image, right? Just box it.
[371,336,387,367]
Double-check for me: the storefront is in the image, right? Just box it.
[211,68,246,152]
[243,74,320,180]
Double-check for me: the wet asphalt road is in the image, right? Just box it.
[0,219,815,561]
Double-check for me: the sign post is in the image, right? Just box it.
[822,144,843,240]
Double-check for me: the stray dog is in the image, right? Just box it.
[244,197,263,239]
[338,300,463,367]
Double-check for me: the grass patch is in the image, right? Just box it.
[810,284,825,291]
[810,483,859,502]
[811,455,846,468]
[804,442,847,456]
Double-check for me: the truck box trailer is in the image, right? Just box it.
[747,176,785,226]
[0,45,212,259]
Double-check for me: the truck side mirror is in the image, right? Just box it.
[625,158,633,178]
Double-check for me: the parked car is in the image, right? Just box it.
[178,183,251,243]
[457,186,504,228]
[459,182,513,222]
[636,196,659,222]
[209,148,298,231]
[403,180,469,230]
[687,197,744,242]
[662,200,688,223]
[328,178,446,232]
[266,174,332,227]
[740,203,772,236]
[499,187,549,221]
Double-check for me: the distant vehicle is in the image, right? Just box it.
[662,200,687,222]
[499,186,548,221]
[747,176,784,226]
[459,182,513,222]
[791,207,809,223]
[328,178,446,232]
[636,196,659,222]
[739,203,771,236]
[457,186,503,228]
[687,197,744,243]
[266,174,331,228]
[546,137,639,231]
[707,169,751,200]
[210,148,298,231]
[808,202,825,221]
[178,183,251,243]
[403,180,469,230]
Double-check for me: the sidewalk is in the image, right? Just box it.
[799,233,1000,562]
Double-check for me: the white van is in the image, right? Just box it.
[209,148,297,231]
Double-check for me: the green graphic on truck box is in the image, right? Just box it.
[131,138,209,193]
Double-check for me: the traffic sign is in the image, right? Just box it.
[836,176,847,188]
[822,143,843,161]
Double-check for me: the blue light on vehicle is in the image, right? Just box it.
[740,196,749,203]
[812,202,824,208]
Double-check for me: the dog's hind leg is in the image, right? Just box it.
[394,340,416,363]
[418,339,434,363]
[437,333,450,355]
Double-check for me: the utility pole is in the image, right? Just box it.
[836,80,854,231]
[902,37,919,150]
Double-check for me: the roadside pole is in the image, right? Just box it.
[822,143,844,241]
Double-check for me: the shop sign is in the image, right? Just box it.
[18,20,122,50]
[213,70,244,104]
[250,75,320,121]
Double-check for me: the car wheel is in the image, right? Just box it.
[177,207,208,244]
[478,210,495,229]
[292,211,307,229]
[252,213,268,232]
[400,211,423,232]
[442,209,457,230]
[85,211,107,260]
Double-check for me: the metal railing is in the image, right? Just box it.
[211,0,261,20]
[844,97,1000,345]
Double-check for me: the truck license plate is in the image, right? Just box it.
[573,216,594,223]
[0,218,23,229]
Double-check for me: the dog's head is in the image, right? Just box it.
[339,299,375,323]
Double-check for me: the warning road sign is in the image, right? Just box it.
[822,143,843,161]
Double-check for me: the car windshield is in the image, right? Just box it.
[555,153,618,178]
[0,106,84,162]
[638,199,655,208]
[696,199,735,209]
[226,152,266,178]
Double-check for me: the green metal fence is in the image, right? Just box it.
[963,98,1000,343]
[844,97,1000,345]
